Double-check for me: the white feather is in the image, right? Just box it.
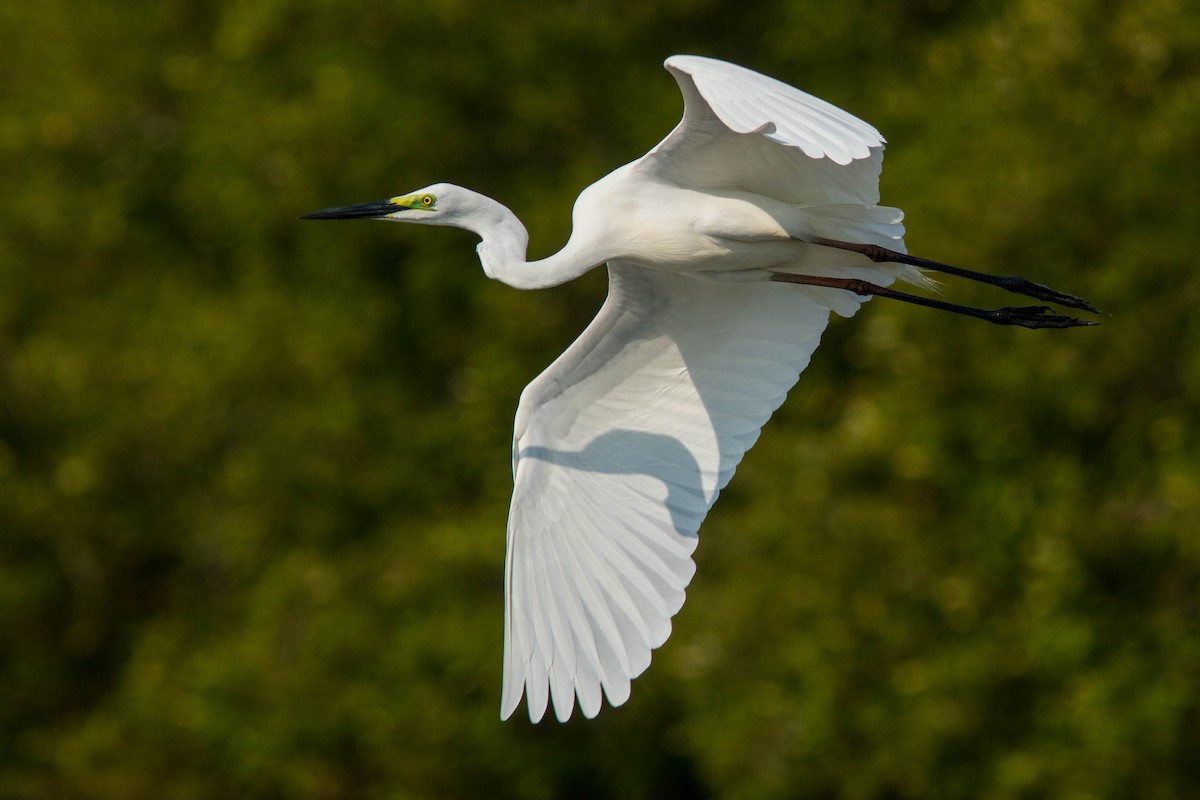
[502,263,859,720]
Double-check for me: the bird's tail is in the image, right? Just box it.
[769,203,935,317]
[801,203,905,248]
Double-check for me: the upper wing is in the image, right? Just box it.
[638,55,887,206]
[501,262,866,722]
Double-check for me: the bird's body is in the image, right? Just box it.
[303,55,1095,724]
[432,162,910,292]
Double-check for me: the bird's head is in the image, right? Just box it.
[301,183,474,227]
[303,183,529,283]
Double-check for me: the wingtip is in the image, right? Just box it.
[663,54,713,74]
[553,700,575,724]
[500,664,527,722]
[662,54,690,74]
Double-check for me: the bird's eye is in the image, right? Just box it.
[420,194,435,207]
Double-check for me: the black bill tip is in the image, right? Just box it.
[299,199,398,220]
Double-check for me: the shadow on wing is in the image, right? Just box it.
[520,428,704,540]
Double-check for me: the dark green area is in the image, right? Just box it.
[3,0,1198,797]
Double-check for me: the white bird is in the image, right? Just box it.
[303,55,1096,723]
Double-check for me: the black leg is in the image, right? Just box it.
[770,272,1097,329]
[808,236,1099,314]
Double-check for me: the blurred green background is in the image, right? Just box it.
[3,0,1198,797]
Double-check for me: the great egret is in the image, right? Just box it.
[303,55,1096,723]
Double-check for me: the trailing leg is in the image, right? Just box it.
[770,272,1097,329]
[808,236,1099,314]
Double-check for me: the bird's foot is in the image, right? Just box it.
[989,305,1098,329]
[994,276,1099,313]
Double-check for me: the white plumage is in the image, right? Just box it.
[492,57,910,721]
[302,54,1096,724]
[504,264,837,722]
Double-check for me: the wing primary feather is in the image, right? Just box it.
[556,524,641,714]
[548,534,608,722]
[536,536,577,677]
[567,510,640,704]
[521,538,555,722]
[538,536,579,722]
[525,636,550,723]
[500,541,527,721]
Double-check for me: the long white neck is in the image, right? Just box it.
[460,192,601,290]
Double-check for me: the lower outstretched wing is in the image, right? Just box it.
[501,262,867,722]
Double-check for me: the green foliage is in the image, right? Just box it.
[3,0,1198,797]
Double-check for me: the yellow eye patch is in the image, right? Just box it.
[388,193,437,210]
